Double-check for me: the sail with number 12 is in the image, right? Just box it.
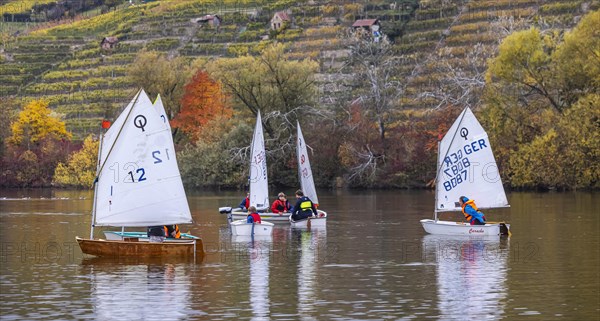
[76,89,204,258]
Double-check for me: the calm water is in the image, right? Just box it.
[0,189,598,320]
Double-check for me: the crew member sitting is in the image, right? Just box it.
[459,196,486,225]
[271,192,291,214]
[292,189,317,221]
[164,224,181,238]
[239,192,250,211]
[147,226,165,242]
[247,206,262,224]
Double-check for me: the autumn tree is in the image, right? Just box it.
[482,10,600,189]
[171,70,232,143]
[2,99,72,187]
[128,50,193,129]
[53,135,99,187]
[8,99,71,148]
[208,43,319,140]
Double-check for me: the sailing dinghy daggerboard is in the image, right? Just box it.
[420,107,510,236]
[76,89,204,258]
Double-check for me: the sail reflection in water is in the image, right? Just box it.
[422,235,509,320]
[296,227,327,316]
[83,260,193,320]
[232,236,271,319]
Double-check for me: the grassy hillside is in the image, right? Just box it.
[1,0,598,139]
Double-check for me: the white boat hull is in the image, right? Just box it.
[230,211,291,223]
[289,210,327,228]
[230,220,274,236]
[420,219,510,236]
[103,231,199,242]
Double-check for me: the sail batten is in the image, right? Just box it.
[435,107,509,212]
[249,111,269,209]
[297,122,319,205]
[94,90,191,227]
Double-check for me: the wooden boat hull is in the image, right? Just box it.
[230,220,274,236]
[420,219,510,236]
[76,236,205,258]
[103,231,198,242]
[289,210,327,228]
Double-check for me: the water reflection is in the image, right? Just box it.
[231,235,271,320]
[293,227,327,318]
[81,259,193,320]
[422,235,509,320]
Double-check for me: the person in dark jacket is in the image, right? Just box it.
[291,189,317,221]
[147,226,165,242]
[271,192,291,214]
[459,196,486,225]
[239,192,250,211]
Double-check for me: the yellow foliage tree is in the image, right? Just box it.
[53,135,99,187]
[8,99,72,148]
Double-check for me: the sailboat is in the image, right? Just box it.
[102,94,196,242]
[420,107,510,236]
[226,111,288,223]
[289,122,327,227]
[76,89,205,258]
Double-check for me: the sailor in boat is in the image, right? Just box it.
[147,225,181,242]
[239,192,250,212]
[459,196,486,226]
[247,206,262,223]
[165,225,181,239]
[291,190,318,221]
[147,226,166,242]
[271,192,291,215]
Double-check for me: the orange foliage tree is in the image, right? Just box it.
[171,70,232,143]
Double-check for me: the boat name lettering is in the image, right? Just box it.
[468,228,484,234]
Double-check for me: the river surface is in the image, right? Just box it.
[0,189,598,320]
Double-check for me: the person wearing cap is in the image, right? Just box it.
[291,189,317,221]
[459,196,486,225]
[271,192,291,215]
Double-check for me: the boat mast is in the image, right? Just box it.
[434,139,440,222]
[90,133,104,239]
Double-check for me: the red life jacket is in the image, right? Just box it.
[271,199,290,213]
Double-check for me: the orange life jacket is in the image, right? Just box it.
[461,199,479,222]
[164,225,181,238]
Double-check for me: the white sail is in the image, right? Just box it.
[436,107,509,212]
[95,89,192,226]
[99,89,141,166]
[249,111,269,209]
[153,94,170,129]
[297,122,319,205]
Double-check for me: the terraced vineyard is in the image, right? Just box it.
[1,0,597,138]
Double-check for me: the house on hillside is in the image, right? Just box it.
[100,36,119,50]
[352,19,381,33]
[193,14,222,30]
[352,19,382,41]
[271,11,291,30]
